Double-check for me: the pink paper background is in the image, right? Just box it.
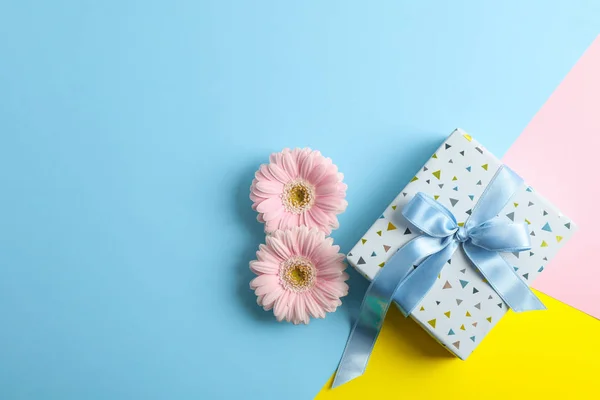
[504,36,600,319]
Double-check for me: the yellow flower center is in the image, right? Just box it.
[282,180,315,214]
[290,185,309,207]
[280,257,316,292]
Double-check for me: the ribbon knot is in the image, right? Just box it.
[333,166,546,388]
[455,226,469,243]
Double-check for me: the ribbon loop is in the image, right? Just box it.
[468,220,531,252]
[402,192,458,237]
[333,165,545,388]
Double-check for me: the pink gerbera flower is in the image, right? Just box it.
[250,148,347,234]
[249,226,349,324]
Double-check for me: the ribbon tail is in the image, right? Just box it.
[332,236,445,388]
[393,239,459,315]
[463,242,546,312]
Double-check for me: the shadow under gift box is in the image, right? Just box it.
[346,129,576,359]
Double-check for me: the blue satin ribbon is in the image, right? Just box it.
[333,165,545,388]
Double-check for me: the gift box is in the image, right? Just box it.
[346,129,576,359]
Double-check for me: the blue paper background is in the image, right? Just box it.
[0,1,598,399]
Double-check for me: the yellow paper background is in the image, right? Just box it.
[317,291,600,399]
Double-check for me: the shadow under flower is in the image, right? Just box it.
[233,160,278,323]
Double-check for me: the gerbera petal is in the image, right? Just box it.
[254,284,274,297]
[283,213,300,229]
[328,275,349,292]
[286,292,297,322]
[315,184,338,196]
[273,290,290,321]
[299,227,319,257]
[298,211,310,227]
[299,151,315,180]
[266,236,292,260]
[268,163,291,183]
[315,195,345,212]
[272,229,287,241]
[282,150,298,178]
[311,287,338,312]
[306,163,327,185]
[313,160,336,184]
[258,243,285,263]
[254,171,273,187]
[281,227,300,255]
[257,244,280,263]
[250,192,268,204]
[253,281,281,299]
[256,180,284,195]
[262,285,283,310]
[293,148,309,166]
[316,280,347,299]
[317,267,347,280]
[250,274,276,288]
[276,212,291,231]
[259,164,276,181]
[251,195,276,212]
[317,250,345,264]
[316,173,339,187]
[270,151,284,167]
[300,209,321,233]
[317,255,346,272]
[256,196,283,214]
[329,216,340,230]
[339,272,350,285]
[295,226,309,256]
[251,200,259,212]
[312,241,339,263]
[249,260,279,275]
[308,207,332,231]
[265,218,281,233]
[305,292,326,319]
[294,295,309,325]
[322,238,338,252]
[250,184,272,200]
[262,206,284,222]
[254,170,267,182]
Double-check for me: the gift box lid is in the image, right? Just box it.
[347,129,576,359]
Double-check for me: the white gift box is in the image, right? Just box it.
[347,129,576,359]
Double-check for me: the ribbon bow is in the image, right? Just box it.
[333,166,545,388]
